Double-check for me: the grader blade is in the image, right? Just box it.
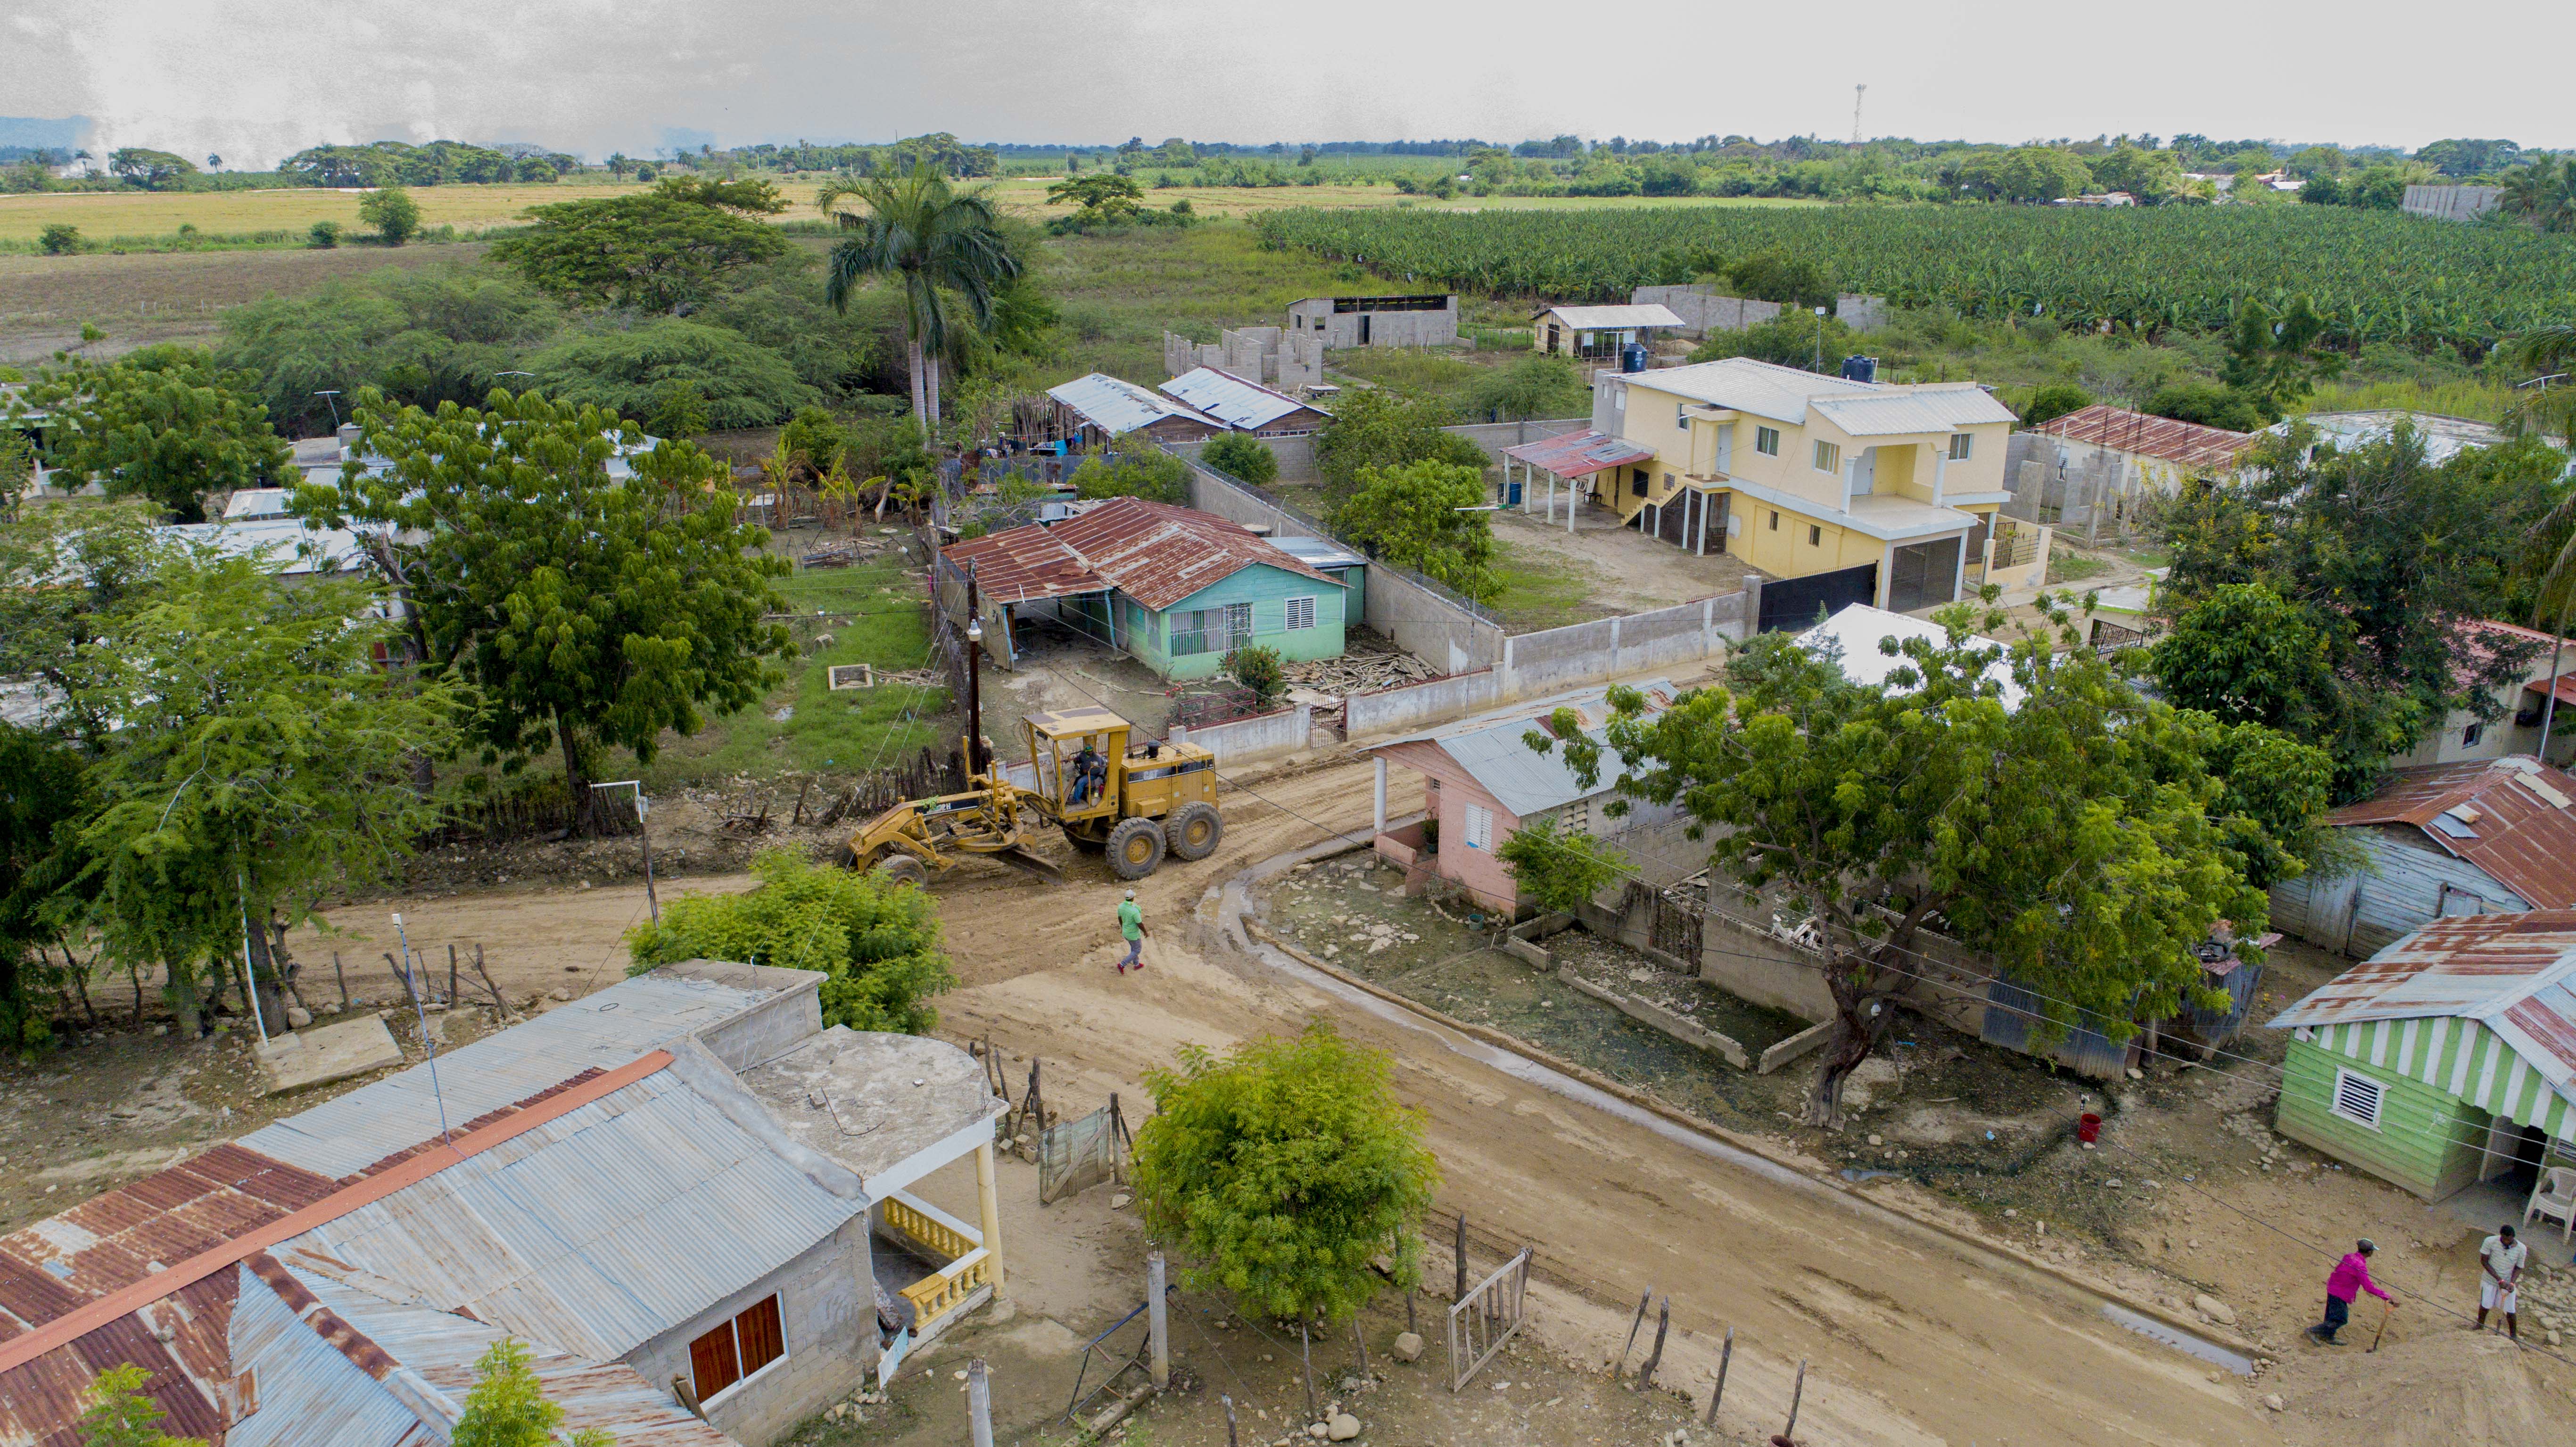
[987,844,1065,884]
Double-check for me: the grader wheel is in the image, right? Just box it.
[872,854,930,888]
[1165,802,1223,862]
[1106,816,1166,881]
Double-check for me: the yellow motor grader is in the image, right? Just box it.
[840,706,1224,887]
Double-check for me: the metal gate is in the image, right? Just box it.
[1446,1248,1532,1391]
[1757,562,1877,633]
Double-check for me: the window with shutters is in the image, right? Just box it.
[690,1294,788,1404]
[2329,1069,2384,1130]
[1948,432,1973,460]
[1462,803,1494,850]
[1560,799,1589,835]
[1286,596,1316,631]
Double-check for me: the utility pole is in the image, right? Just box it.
[1851,84,1866,146]
[964,562,987,778]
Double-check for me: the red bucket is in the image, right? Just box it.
[2078,1112,2103,1144]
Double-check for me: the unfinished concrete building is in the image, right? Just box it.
[1285,294,1459,349]
[1164,326,1326,392]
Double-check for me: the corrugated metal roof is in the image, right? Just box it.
[1158,367,1327,430]
[2040,404,2256,472]
[960,497,1335,613]
[286,1067,865,1362]
[1046,373,1223,436]
[239,973,778,1181]
[2269,910,2576,1101]
[1501,429,1659,480]
[1269,535,1367,570]
[1369,681,1673,818]
[1537,304,1687,331]
[2323,757,2576,909]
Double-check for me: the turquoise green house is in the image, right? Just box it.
[946,496,1349,682]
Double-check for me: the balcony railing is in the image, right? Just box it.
[881,1192,994,1339]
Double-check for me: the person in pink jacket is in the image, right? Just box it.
[2305,1238,2395,1344]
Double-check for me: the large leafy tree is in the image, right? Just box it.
[292,387,793,828]
[492,177,791,313]
[106,148,197,190]
[14,346,291,522]
[2216,294,2340,423]
[214,264,561,436]
[0,725,88,1054]
[1333,459,1497,601]
[2156,426,2563,797]
[1463,355,1590,421]
[524,319,822,430]
[1131,1022,1437,1324]
[626,848,952,1032]
[1311,388,1487,502]
[820,163,1022,434]
[1544,603,2280,1124]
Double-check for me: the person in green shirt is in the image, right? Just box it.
[1116,888,1147,974]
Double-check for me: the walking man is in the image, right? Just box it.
[2306,1238,2394,1345]
[2477,1223,2527,1339]
[1116,888,1147,974]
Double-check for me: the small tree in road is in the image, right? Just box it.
[291,387,793,830]
[1131,1022,1438,1326]
[1542,600,2286,1126]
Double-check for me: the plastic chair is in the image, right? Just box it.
[2526,1165,2576,1243]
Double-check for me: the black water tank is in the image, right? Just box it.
[1839,354,1879,383]
[1620,341,1650,373]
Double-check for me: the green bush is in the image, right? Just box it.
[1200,431,1278,486]
[1494,815,1627,915]
[2021,382,2093,428]
[1072,443,1189,503]
[1225,643,1287,706]
[306,220,339,249]
[1688,309,1858,374]
[358,186,421,246]
[625,847,955,1033]
[38,223,81,255]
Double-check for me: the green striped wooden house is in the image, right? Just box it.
[2268,910,2576,1200]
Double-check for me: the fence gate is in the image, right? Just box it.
[1446,1248,1532,1391]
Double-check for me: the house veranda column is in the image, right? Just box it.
[975,1139,1007,1299]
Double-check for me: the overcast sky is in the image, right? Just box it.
[11,0,2571,167]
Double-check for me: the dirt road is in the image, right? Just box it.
[284,754,2570,1441]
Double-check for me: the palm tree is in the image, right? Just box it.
[820,163,1020,436]
[2516,323,2576,757]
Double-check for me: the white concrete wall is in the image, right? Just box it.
[1169,704,1312,765]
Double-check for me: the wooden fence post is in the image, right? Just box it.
[1453,1213,1468,1301]
[1782,1359,1806,1443]
[333,953,347,1012]
[1703,1327,1732,1427]
[1634,1298,1668,1391]
[1615,1289,1652,1379]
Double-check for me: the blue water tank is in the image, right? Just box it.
[1839,354,1879,383]
[1620,342,1650,373]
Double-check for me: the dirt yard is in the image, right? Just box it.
[10,751,2576,1442]
[1489,504,1756,627]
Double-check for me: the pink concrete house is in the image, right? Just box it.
[1366,682,1678,913]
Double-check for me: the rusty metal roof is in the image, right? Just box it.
[2324,757,2576,908]
[2037,404,2257,472]
[2268,911,2576,1092]
[953,498,1334,612]
[1502,429,1658,480]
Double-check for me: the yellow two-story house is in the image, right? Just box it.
[1591,358,2018,613]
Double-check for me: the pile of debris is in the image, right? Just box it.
[1279,649,1439,696]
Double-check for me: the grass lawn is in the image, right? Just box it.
[1488,539,1607,633]
[633,554,953,790]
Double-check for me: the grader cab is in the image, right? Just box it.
[1017,707,1224,880]
[839,706,1223,887]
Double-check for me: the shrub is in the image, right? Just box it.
[625,848,955,1033]
[37,223,80,255]
[306,220,340,248]
[2021,382,2093,428]
[1072,444,1189,503]
[358,186,422,246]
[1495,815,1627,915]
[1225,643,1286,706]
[1131,1022,1437,1324]
[1200,431,1278,486]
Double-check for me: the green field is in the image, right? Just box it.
[629,553,952,791]
[1256,204,2576,350]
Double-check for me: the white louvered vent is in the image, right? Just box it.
[2331,1068,2384,1130]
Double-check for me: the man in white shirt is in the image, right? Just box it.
[2477,1223,2528,1339]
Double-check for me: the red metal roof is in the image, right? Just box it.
[2037,404,2257,472]
[2269,910,2576,1090]
[1502,429,1659,480]
[2326,757,2576,908]
[949,497,1335,612]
